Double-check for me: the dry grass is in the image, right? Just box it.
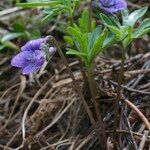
[0,0,150,149]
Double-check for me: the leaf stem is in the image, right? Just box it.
[49,36,107,149]
[69,9,88,85]
[49,36,95,124]
[114,46,126,138]
[78,58,88,83]
[87,64,107,148]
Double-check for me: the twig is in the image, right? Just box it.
[0,144,13,150]
[76,128,150,150]
[108,79,150,95]
[125,69,150,76]
[124,99,150,131]
[138,130,149,150]
[36,98,76,137]
[21,76,54,143]
[0,83,20,102]
[125,113,138,149]
[0,7,23,17]
[5,74,75,148]
[3,76,26,129]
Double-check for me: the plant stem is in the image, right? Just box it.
[78,58,88,84]
[69,11,88,85]
[50,36,106,149]
[49,36,95,123]
[114,47,126,136]
[69,13,74,26]
[87,64,107,147]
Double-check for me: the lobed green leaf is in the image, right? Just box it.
[89,29,108,64]
[123,6,148,27]
[133,18,150,38]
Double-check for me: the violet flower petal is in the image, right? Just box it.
[22,50,44,74]
[11,51,32,68]
[21,38,47,51]
[22,63,42,75]
[34,50,44,60]
[99,0,127,13]
[49,47,57,56]
[11,37,54,75]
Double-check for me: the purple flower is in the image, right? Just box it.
[11,37,56,75]
[49,47,57,56]
[99,0,127,13]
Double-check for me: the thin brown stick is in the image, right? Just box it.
[36,98,76,137]
[76,128,150,150]
[125,68,150,76]
[124,99,150,131]
[3,76,26,129]
[138,130,149,150]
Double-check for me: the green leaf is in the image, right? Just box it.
[106,25,130,42]
[79,9,90,32]
[122,26,133,48]
[82,33,88,54]
[41,7,61,22]
[67,27,83,51]
[43,8,54,14]
[64,36,74,45]
[1,41,19,51]
[30,30,41,39]
[133,18,150,38]
[1,33,24,43]
[121,9,129,25]
[42,4,70,22]
[17,1,59,7]
[100,13,115,26]
[108,15,121,27]
[123,6,148,27]
[100,13,120,27]
[90,29,108,64]
[66,48,86,59]
[73,24,81,32]
[12,23,25,32]
[103,33,117,49]
[78,9,96,33]
[134,28,150,39]
[0,45,6,51]
[91,20,96,31]
[88,25,102,50]
[107,25,122,38]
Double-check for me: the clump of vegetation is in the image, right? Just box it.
[0,0,150,149]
